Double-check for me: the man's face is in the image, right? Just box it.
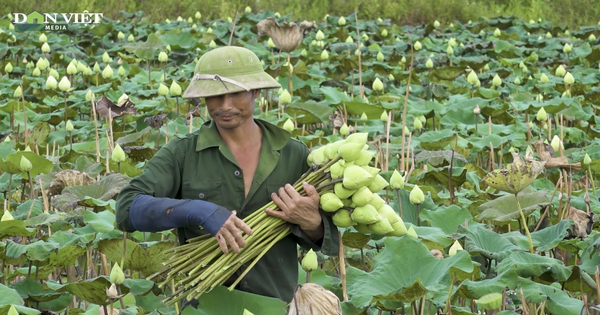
[204,90,260,130]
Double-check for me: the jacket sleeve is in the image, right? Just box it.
[289,143,340,256]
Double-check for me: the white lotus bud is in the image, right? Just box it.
[127,34,134,42]
[102,65,113,79]
[39,33,47,42]
[414,41,422,50]
[41,42,51,53]
[563,72,574,85]
[102,51,112,63]
[58,76,71,91]
[45,75,58,89]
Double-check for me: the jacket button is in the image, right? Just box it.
[234,170,241,176]
[242,281,249,289]
[198,193,205,198]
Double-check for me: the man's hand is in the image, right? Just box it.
[266,182,324,242]
[215,211,252,254]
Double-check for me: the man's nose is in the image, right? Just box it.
[219,94,234,110]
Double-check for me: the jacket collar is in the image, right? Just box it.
[195,119,290,152]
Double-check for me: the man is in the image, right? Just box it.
[115,46,339,308]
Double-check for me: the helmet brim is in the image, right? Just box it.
[183,71,281,99]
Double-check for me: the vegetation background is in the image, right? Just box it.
[2,0,600,28]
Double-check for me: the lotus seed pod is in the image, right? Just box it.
[476,293,503,311]
[563,72,574,85]
[351,204,381,224]
[301,249,318,272]
[388,219,408,236]
[467,70,478,85]
[45,75,58,89]
[345,132,368,146]
[446,45,454,55]
[550,135,563,152]
[354,150,375,166]
[66,120,74,132]
[109,262,125,285]
[169,81,182,96]
[320,192,344,212]
[448,240,463,256]
[102,51,112,63]
[32,67,41,77]
[493,28,501,37]
[425,58,434,69]
[536,107,547,121]
[540,73,549,83]
[369,194,385,210]
[112,143,127,163]
[13,86,22,98]
[20,155,32,172]
[300,49,307,57]
[85,89,94,102]
[338,142,364,162]
[414,41,422,50]
[320,49,329,60]
[158,83,169,96]
[41,42,51,53]
[315,30,325,41]
[433,20,440,28]
[368,175,389,193]
[4,62,13,73]
[513,76,521,85]
[1,210,14,221]
[381,28,388,37]
[492,74,502,87]
[406,225,418,238]
[562,43,572,53]
[589,34,597,41]
[343,165,374,190]
[338,16,346,25]
[158,51,168,62]
[332,210,356,227]
[369,217,394,235]
[389,170,404,189]
[283,118,294,133]
[555,65,566,77]
[127,34,134,42]
[409,185,425,205]
[352,186,374,207]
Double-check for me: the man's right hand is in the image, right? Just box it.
[215,211,253,254]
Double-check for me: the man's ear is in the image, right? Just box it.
[252,89,262,98]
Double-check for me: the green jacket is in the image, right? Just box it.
[115,119,339,303]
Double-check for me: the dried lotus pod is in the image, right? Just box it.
[48,169,96,196]
[257,17,316,52]
[564,206,592,238]
[287,283,342,315]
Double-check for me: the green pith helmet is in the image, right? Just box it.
[182,46,281,99]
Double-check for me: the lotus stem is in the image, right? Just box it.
[588,168,596,196]
[395,189,403,217]
[515,193,534,253]
[26,171,34,201]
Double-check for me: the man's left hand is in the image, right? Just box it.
[266,182,323,240]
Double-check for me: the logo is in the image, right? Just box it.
[12,10,104,31]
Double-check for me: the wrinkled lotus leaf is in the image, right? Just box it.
[11,278,63,303]
[421,205,476,235]
[25,213,66,227]
[0,220,36,239]
[48,169,96,196]
[122,146,157,163]
[518,277,583,315]
[342,231,371,249]
[0,151,54,178]
[115,127,152,146]
[56,173,130,208]
[346,236,473,308]
[98,239,175,276]
[285,101,333,125]
[456,269,519,300]
[124,33,164,60]
[497,252,571,282]
[5,240,59,262]
[83,210,116,233]
[476,189,549,225]
[48,276,130,306]
[415,150,468,165]
[95,95,138,119]
[27,122,51,147]
[458,225,522,261]
[481,153,546,194]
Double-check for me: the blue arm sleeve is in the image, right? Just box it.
[128,194,233,236]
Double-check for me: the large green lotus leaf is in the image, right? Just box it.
[115,127,152,146]
[159,32,197,49]
[476,190,549,225]
[344,100,385,119]
[517,277,584,315]
[427,66,464,81]
[124,33,165,60]
[46,244,87,269]
[421,205,475,234]
[529,219,573,252]
[25,213,66,227]
[47,276,129,306]
[48,231,96,247]
[83,210,116,233]
[122,278,154,296]
[0,305,40,315]
[189,285,287,315]
[497,252,571,282]
[412,129,455,150]
[578,237,600,275]
[36,293,73,312]
[27,122,50,147]
[98,239,175,276]
[73,155,103,178]
[10,278,62,303]
[1,151,53,178]
[458,225,521,260]
[5,239,58,262]
[346,236,473,308]
[0,220,35,239]
[562,265,597,295]
[285,101,333,125]
[456,269,518,300]
[411,225,453,248]
[0,283,24,306]
[55,173,131,209]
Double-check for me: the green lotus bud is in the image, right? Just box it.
[562,43,572,53]
[47,69,58,80]
[445,45,454,56]
[1,210,14,221]
[13,86,22,98]
[492,74,502,87]
[102,65,114,79]
[550,135,563,152]
[301,49,307,57]
[209,40,217,49]
[362,32,369,41]
[389,170,404,189]
[116,31,125,40]
[351,204,381,224]
[536,107,547,121]
[388,218,408,236]
[58,76,71,91]
[589,34,596,41]
[283,118,294,133]
[368,174,389,193]
[320,49,329,60]
[360,112,368,121]
[206,27,213,33]
[127,34,134,42]
[448,240,463,256]
[20,155,32,172]
[343,165,374,190]
[555,65,566,77]
[168,81,181,96]
[334,182,356,199]
[41,42,51,53]
[421,58,433,69]
[279,89,291,104]
[332,210,356,227]
[352,186,374,207]
[109,262,125,284]
[195,11,202,19]
[85,89,93,102]
[388,74,395,82]
[448,37,457,47]
[326,140,345,160]
[543,32,551,39]
[433,20,440,28]
[338,123,350,136]
[413,117,423,130]
[337,142,364,163]
[158,51,168,62]
[299,249,318,273]
[476,293,503,311]
[563,72,574,85]
[38,33,48,43]
[409,185,425,205]
[45,75,57,89]
[346,133,368,146]
[361,166,380,179]
[414,41,422,50]
[320,192,344,212]
[345,36,354,43]
[493,28,501,37]
[315,30,325,41]
[369,217,394,235]
[369,194,385,210]
[513,76,521,85]
[380,110,388,122]
[582,153,591,165]
[32,67,41,77]
[243,6,252,13]
[381,28,388,37]
[66,120,74,132]
[117,65,126,77]
[354,150,375,166]
[4,62,13,73]
[92,62,100,73]
[266,38,276,48]
[400,56,407,64]
[377,51,384,62]
[36,58,47,71]
[112,143,127,163]
[7,305,18,315]
[377,204,399,224]
[102,51,112,63]
[406,225,418,238]
[176,16,183,22]
[538,73,549,84]
[338,16,346,25]
[157,83,170,96]
[467,70,478,85]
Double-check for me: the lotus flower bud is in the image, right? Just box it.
[536,73,549,84]
[425,58,434,69]
[167,81,181,97]
[85,89,94,102]
[109,262,125,284]
[338,16,346,25]
[346,133,368,146]
[550,135,563,152]
[369,217,394,235]
[66,120,74,132]
[493,28,501,37]
[300,49,307,57]
[334,182,355,199]
[4,62,13,73]
[195,11,202,20]
[111,143,127,163]
[351,204,381,224]
[38,33,48,43]
[388,218,408,236]
[345,36,354,43]
[513,76,521,85]
[354,150,375,166]
[102,51,112,63]
[377,204,399,224]
[448,240,463,256]
[368,174,389,193]
[339,123,349,136]
[409,185,425,205]
[35,58,46,71]
[555,65,566,77]
[445,45,454,56]
[279,89,292,104]
[337,142,364,163]
[19,155,32,172]
[379,110,388,122]
[158,51,168,62]
[156,83,169,96]
[562,43,572,53]
[388,74,395,82]
[315,30,325,41]
[58,76,71,91]
[299,249,319,274]
[1,210,14,222]
[536,107,547,121]
[448,37,457,47]
[115,65,125,77]
[492,74,502,87]
[563,72,574,85]
[205,27,213,34]
[320,49,329,60]
[282,118,294,133]
[102,65,114,79]
[589,34,596,41]
[406,225,418,238]
[380,28,388,37]
[266,38,276,48]
[331,210,355,227]
[13,86,22,98]
[30,67,41,77]
[127,33,135,42]
[360,112,368,121]
[352,187,374,207]
[40,42,51,53]
[389,170,404,189]
[413,117,423,130]
[467,70,478,85]
[414,41,422,50]
[45,75,58,89]
[433,20,440,28]
[369,194,385,210]
[376,51,384,62]
[580,153,591,167]
[325,141,345,160]
[343,165,374,190]
[320,193,344,212]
